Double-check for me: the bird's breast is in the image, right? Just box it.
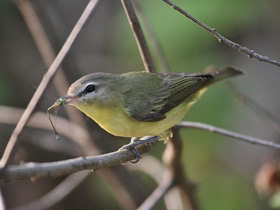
[74,101,188,138]
[73,88,206,138]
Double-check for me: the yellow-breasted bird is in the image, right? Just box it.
[49,66,242,157]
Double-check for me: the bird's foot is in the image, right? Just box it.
[118,136,159,163]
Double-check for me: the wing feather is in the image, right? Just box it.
[123,72,213,122]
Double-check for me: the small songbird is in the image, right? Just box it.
[50,66,242,144]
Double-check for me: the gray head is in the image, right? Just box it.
[65,72,123,106]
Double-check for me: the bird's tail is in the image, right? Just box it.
[206,66,243,86]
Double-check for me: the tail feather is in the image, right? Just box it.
[206,66,243,86]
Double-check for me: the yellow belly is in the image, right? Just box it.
[74,89,206,138]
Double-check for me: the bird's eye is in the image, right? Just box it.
[85,84,95,93]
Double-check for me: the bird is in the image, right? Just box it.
[49,66,242,159]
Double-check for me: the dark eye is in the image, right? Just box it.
[85,84,95,93]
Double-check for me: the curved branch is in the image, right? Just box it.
[163,0,280,68]
[178,121,280,149]
[0,141,157,183]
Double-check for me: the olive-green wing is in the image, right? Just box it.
[123,72,212,122]
[159,73,212,114]
[122,73,170,122]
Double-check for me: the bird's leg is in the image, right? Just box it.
[118,136,159,163]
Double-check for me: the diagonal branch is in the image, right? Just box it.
[121,0,156,73]
[178,121,280,149]
[0,0,101,168]
[163,0,280,68]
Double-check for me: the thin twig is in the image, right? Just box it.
[163,0,280,68]
[0,0,101,168]
[11,171,89,210]
[138,175,174,210]
[121,0,156,73]
[178,121,280,149]
[0,141,158,183]
[227,81,280,135]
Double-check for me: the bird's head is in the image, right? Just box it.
[56,72,123,109]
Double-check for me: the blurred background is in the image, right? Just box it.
[1,0,280,209]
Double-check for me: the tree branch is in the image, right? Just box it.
[0,141,157,183]
[178,121,280,149]
[121,0,156,73]
[0,0,101,168]
[162,0,280,68]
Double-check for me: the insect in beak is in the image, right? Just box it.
[47,95,75,140]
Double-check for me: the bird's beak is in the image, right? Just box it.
[55,95,77,106]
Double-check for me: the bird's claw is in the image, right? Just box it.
[118,137,141,163]
[118,136,159,163]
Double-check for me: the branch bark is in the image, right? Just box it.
[0,142,157,183]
